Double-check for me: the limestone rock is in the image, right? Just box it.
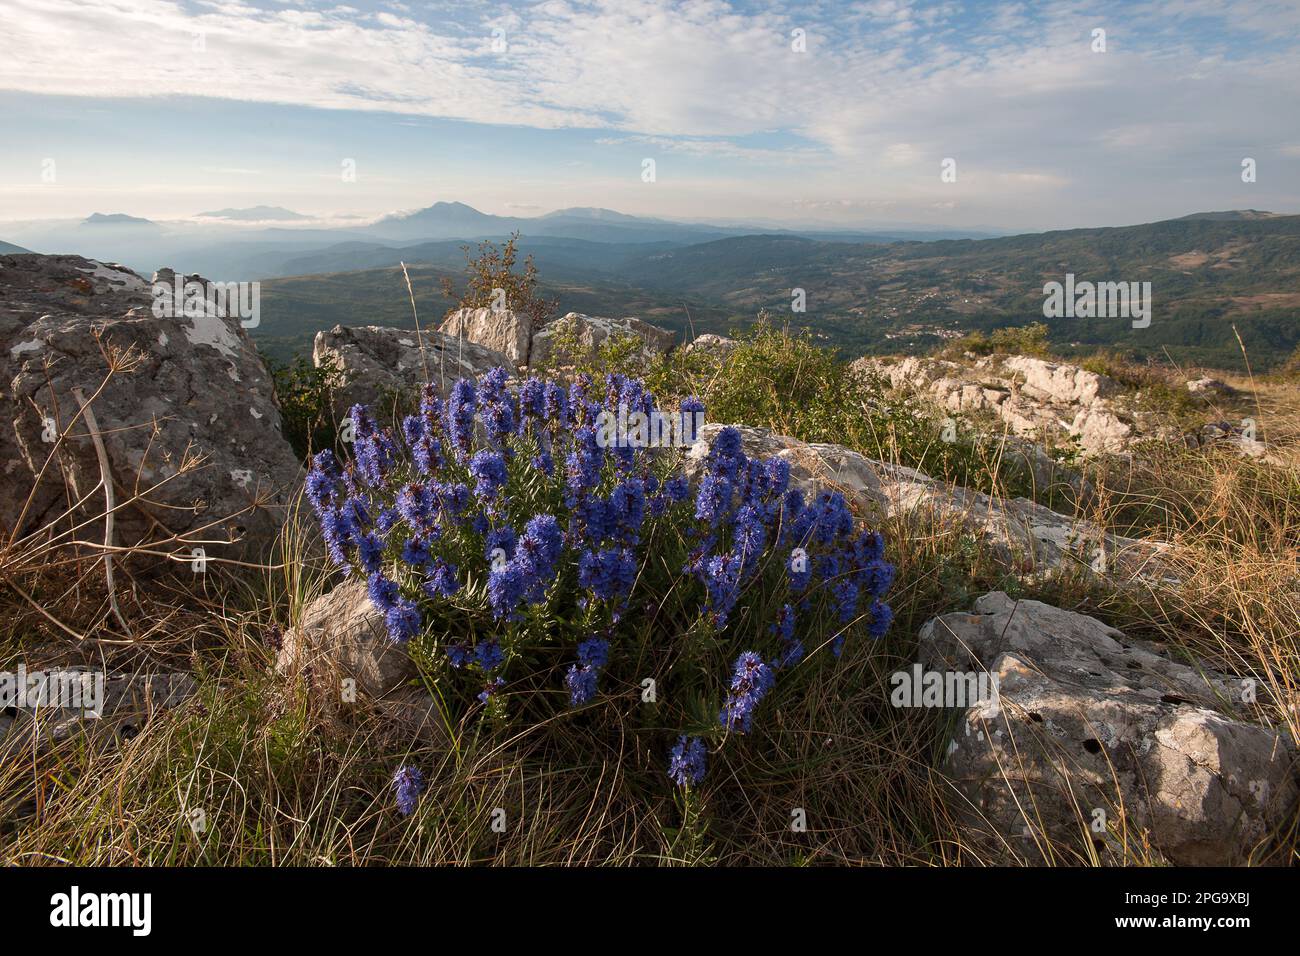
[687,423,1162,582]
[853,353,1139,456]
[312,324,511,417]
[1187,376,1235,398]
[277,576,415,698]
[683,333,738,359]
[438,307,532,367]
[0,254,300,560]
[1001,355,1117,405]
[920,592,1298,865]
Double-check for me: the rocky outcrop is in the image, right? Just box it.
[687,423,1163,582]
[0,254,300,560]
[855,354,1140,456]
[1186,376,1235,398]
[920,592,1298,865]
[1001,355,1116,405]
[683,333,738,359]
[427,309,677,370]
[0,669,196,757]
[438,307,532,367]
[528,312,676,368]
[313,324,511,417]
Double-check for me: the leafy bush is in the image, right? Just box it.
[304,367,895,810]
[652,319,868,448]
[271,356,350,461]
[438,231,556,328]
[647,319,1054,502]
[940,322,1052,359]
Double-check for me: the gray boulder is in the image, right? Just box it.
[683,333,738,359]
[312,324,511,417]
[1187,376,1235,398]
[0,254,300,561]
[276,576,415,699]
[276,577,443,743]
[438,307,533,367]
[920,592,1297,865]
[686,423,1162,583]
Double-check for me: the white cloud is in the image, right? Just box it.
[2,0,1298,226]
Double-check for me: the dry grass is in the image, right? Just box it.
[2,356,1297,867]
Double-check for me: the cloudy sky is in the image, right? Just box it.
[1,0,1298,231]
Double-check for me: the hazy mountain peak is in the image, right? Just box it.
[541,207,644,222]
[82,212,156,227]
[196,205,309,221]
[378,201,493,224]
[416,200,483,215]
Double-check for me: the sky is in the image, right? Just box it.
[1,0,1298,232]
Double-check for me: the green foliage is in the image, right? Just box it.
[662,788,717,866]
[271,356,350,460]
[942,322,1052,359]
[676,317,871,446]
[533,316,652,381]
[648,317,1054,502]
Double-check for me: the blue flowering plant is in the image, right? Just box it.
[305,367,893,805]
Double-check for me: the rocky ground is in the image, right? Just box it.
[1,253,1295,866]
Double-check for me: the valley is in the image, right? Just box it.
[245,209,1300,370]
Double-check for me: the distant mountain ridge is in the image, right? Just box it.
[2,200,1004,279]
[81,212,157,228]
[254,210,1300,371]
[361,200,995,245]
[196,205,309,221]
[538,206,648,222]
[1176,210,1283,221]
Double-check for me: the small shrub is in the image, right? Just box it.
[941,322,1052,359]
[305,368,895,808]
[439,231,556,328]
[272,356,350,460]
